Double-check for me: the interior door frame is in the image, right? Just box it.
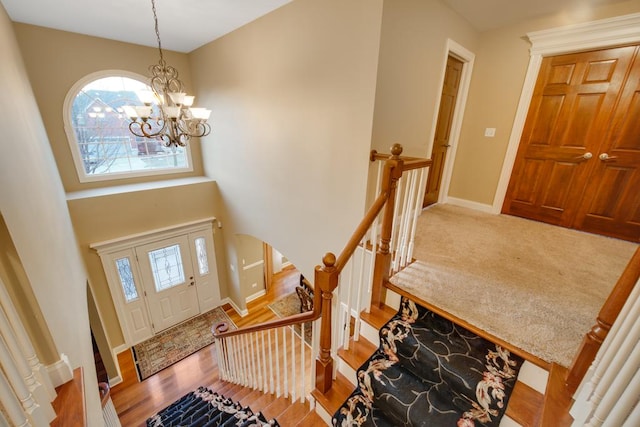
[492,12,640,214]
[429,39,475,206]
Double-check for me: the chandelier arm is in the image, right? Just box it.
[129,119,168,139]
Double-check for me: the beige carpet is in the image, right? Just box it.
[389,204,638,367]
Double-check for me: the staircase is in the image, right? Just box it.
[313,295,552,427]
[334,296,524,426]
[210,145,563,426]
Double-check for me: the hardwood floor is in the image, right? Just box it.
[110,265,318,426]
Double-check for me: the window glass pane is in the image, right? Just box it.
[148,244,185,292]
[70,76,187,179]
[194,237,209,275]
[115,257,138,302]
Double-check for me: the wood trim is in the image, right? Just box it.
[51,367,86,427]
[263,242,273,293]
[539,364,574,427]
[565,246,640,392]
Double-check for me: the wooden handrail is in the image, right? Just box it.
[565,246,640,393]
[335,191,388,271]
[213,288,321,339]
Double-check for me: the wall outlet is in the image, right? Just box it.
[251,282,257,288]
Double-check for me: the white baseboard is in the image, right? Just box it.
[222,297,248,317]
[445,197,495,214]
[109,343,129,386]
[46,354,73,388]
[245,289,266,303]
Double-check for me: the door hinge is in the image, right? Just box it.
[144,291,147,296]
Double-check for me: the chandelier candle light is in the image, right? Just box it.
[124,0,211,147]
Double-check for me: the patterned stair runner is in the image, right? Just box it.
[147,386,279,427]
[333,297,524,426]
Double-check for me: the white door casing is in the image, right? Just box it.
[92,218,220,346]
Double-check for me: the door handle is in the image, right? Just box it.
[441,144,452,148]
[575,152,592,161]
[599,153,617,161]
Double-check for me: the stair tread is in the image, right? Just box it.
[337,336,378,371]
[312,372,354,418]
[506,380,544,427]
[360,304,396,330]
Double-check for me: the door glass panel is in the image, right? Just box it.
[115,257,138,302]
[148,244,185,292]
[194,237,209,275]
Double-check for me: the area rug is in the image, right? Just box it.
[268,292,312,346]
[146,386,279,426]
[133,307,235,381]
[391,204,638,367]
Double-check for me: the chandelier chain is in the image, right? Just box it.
[151,0,165,65]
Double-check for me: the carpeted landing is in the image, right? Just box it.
[333,297,523,426]
[146,386,280,427]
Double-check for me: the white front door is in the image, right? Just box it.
[136,235,199,333]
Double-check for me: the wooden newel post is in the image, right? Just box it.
[315,252,338,393]
[566,247,640,393]
[371,143,405,308]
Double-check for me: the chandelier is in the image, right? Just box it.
[123,0,211,147]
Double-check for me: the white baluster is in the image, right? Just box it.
[0,279,55,402]
[291,326,296,402]
[300,322,305,403]
[275,328,281,397]
[0,334,47,425]
[267,330,274,394]
[353,240,367,341]
[0,303,55,422]
[241,334,249,387]
[586,339,640,427]
[250,332,257,389]
[601,362,640,427]
[283,327,288,398]
[389,175,404,273]
[0,367,30,427]
[587,297,640,411]
[342,261,353,350]
[407,167,427,264]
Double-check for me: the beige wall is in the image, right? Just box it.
[0,4,102,422]
[448,0,640,206]
[189,0,384,306]
[67,180,228,348]
[371,0,479,157]
[13,23,205,193]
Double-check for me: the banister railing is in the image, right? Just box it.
[213,143,431,401]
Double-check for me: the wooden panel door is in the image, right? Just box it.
[503,46,638,234]
[577,49,640,241]
[423,55,463,207]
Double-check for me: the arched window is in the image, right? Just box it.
[64,71,192,182]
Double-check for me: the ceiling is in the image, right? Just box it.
[1,0,630,53]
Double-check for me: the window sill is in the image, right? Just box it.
[65,176,215,201]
